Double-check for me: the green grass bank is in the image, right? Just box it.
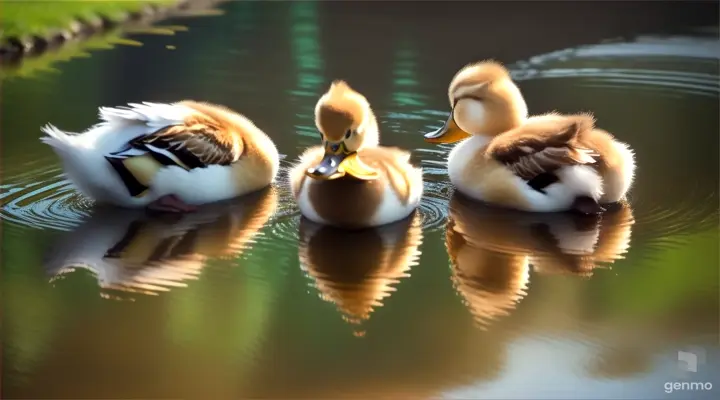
[1,1,177,41]
[0,0,187,63]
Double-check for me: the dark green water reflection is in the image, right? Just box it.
[2,1,719,399]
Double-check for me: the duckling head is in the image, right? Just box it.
[424,60,529,144]
[306,80,380,181]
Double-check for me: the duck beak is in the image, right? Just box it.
[306,142,379,181]
[424,111,472,144]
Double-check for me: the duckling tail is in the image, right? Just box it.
[40,123,73,149]
[571,196,605,215]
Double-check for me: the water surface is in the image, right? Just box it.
[2,1,719,399]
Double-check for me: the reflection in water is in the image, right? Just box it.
[446,193,635,328]
[298,212,423,335]
[586,344,655,379]
[531,202,635,276]
[289,0,325,146]
[289,1,324,100]
[391,39,426,108]
[44,188,277,298]
[0,2,227,80]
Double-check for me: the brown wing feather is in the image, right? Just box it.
[485,114,599,180]
[131,114,242,169]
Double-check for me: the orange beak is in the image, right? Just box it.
[424,110,472,144]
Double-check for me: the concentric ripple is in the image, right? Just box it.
[413,146,453,232]
[509,34,720,97]
[1,167,92,231]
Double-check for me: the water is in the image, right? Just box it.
[2,1,719,398]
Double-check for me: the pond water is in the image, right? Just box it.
[2,1,719,399]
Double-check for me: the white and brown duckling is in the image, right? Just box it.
[290,80,424,229]
[41,101,280,213]
[424,60,636,214]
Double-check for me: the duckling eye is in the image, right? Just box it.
[345,129,352,139]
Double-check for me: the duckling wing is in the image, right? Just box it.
[485,115,598,181]
[360,147,420,205]
[124,120,242,170]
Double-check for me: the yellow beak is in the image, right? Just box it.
[306,145,379,181]
[424,111,472,144]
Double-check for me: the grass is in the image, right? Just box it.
[0,0,177,41]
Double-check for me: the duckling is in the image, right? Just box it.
[41,101,280,213]
[290,80,423,229]
[424,61,636,214]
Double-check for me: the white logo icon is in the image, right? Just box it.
[678,351,698,372]
[677,347,706,373]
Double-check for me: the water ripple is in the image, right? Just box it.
[412,147,452,232]
[1,167,91,231]
[510,34,720,98]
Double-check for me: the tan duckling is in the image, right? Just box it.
[41,101,280,213]
[298,212,422,332]
[424,61,636,214]
[44,188,277,298]
[290,81,424,229]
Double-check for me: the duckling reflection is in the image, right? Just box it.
[298,212,423,335]
[44,188,277,298]
[446,193,635,328]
